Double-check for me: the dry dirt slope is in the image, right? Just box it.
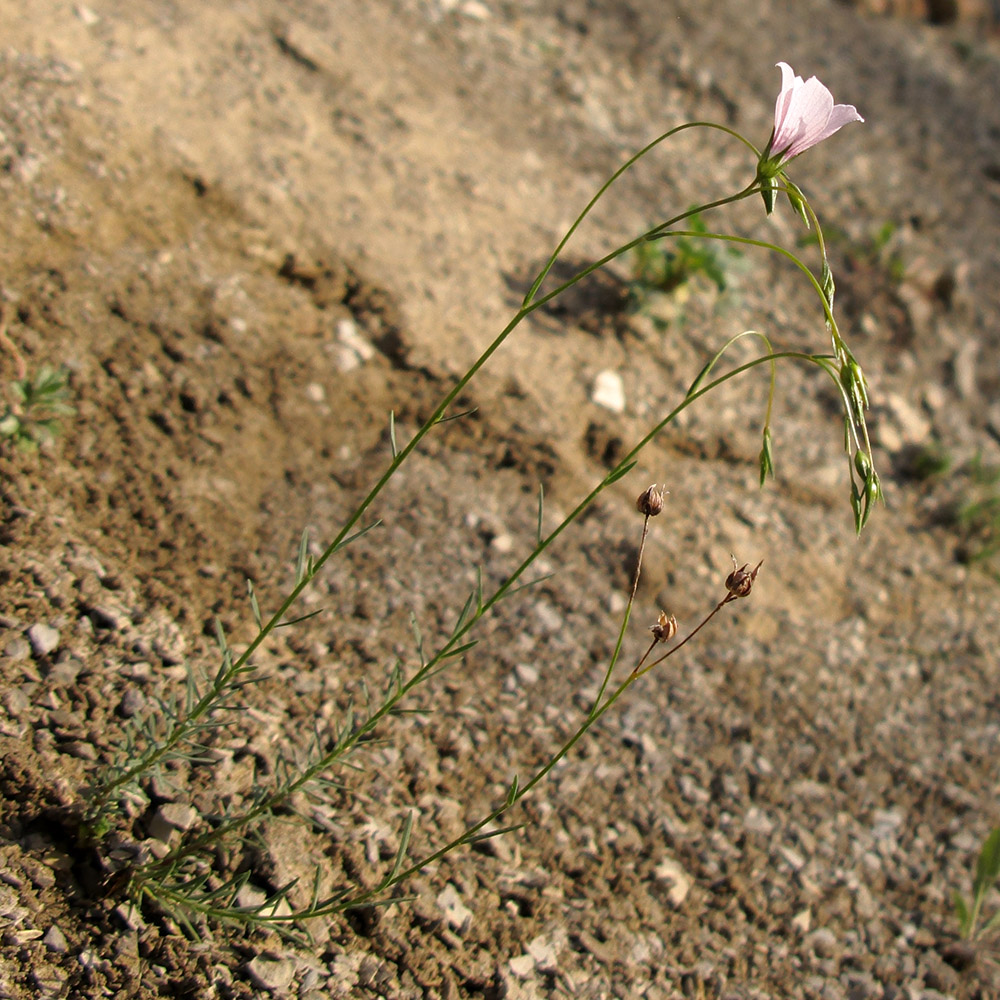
[2,1,1000,998]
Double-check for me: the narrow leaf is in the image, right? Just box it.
[295,529,311,585]
[604,460,637,486]
[435,406,479,425]
[953,889,972,938]
[276,608,325,628]
[506,776,519,807]
[536,482,544,547]
[247,580,262,630]
[467,822,525,844]
[387,810,415,884]
[974,827,1000,898]
[441,640,478,660]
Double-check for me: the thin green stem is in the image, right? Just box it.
[592,513,651,711]
[524,122,761,306]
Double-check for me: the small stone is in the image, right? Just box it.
[246,955,297,993]
[47,655,83,686]
[3,636,31,661]
[75,4,100,25]
[654,857,693,906]
[514,663,539,686]
[490,532,514,554]
[61,740,98,761]
[113,904,145,931]
[509,953,535,979]
[27,624,60,657]
[331,318,376,372]
[806,927,839,959]
[119,688,145,718]
[4,687,30,716]
[148,802,198,842]
[743,806,775,837]
[526,934,559,973]
[43,924,69,953]
[591,370,625,414]
[436,883,472,934]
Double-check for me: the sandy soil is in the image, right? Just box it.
[2,1,1000,997]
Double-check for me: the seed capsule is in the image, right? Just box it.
[635,484,665,517]
[650,610,678,642]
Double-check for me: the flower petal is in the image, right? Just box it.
[772,62,801,136]
[823,103,865,137]
[768,63,863,164]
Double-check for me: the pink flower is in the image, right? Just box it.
[768,62,863,164]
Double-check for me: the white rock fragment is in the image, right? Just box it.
[508,953,535,979]
[436,883,472,934]
[148,802,198,843]
[806,926,839,959]
[460,0,492,18]
[743,806,775,837]
[526,933,560,973]
[654,857,693,907]
[246,955,297,994]
[27,624,60,656]
[75,4,100,24]
[591,370,625,414]
[331,317,376,373]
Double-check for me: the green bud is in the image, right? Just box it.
[821,259,836,310]
[785,180,811,228]
[850,482,863,535]
[758,426,775,486]
[759,176,778,216]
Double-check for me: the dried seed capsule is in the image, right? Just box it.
[724,554,763,601]
[650,610,678,642]
[636,484,665,517]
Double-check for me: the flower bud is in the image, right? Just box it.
[635,484,666,517]
[650,610,678,643]
[724,554,763,602]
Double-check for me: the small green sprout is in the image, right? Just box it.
[627,210,742,323]
[1,364,75,450]
[954,827,1000,941]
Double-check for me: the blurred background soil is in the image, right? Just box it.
[2,1,1000,997]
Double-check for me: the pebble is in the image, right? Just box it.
[653,857,693,906]
[591,370,625,413]
[46,655,82,686]
[245,955,297,994]
[3,636,31,661]
[331,318,376,372]
[119,688,145,718]
[508,953,536,979]
[43,924,69,953]
[148,802,198,843]
[436,883,472,934]
[807,927,840,959]
[743,807,775,837]
[27,624,60,657]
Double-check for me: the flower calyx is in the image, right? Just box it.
[724,555,763,603]
[650,610,678,643]
[636,484,667,518]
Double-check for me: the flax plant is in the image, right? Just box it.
[83,63,880,934]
